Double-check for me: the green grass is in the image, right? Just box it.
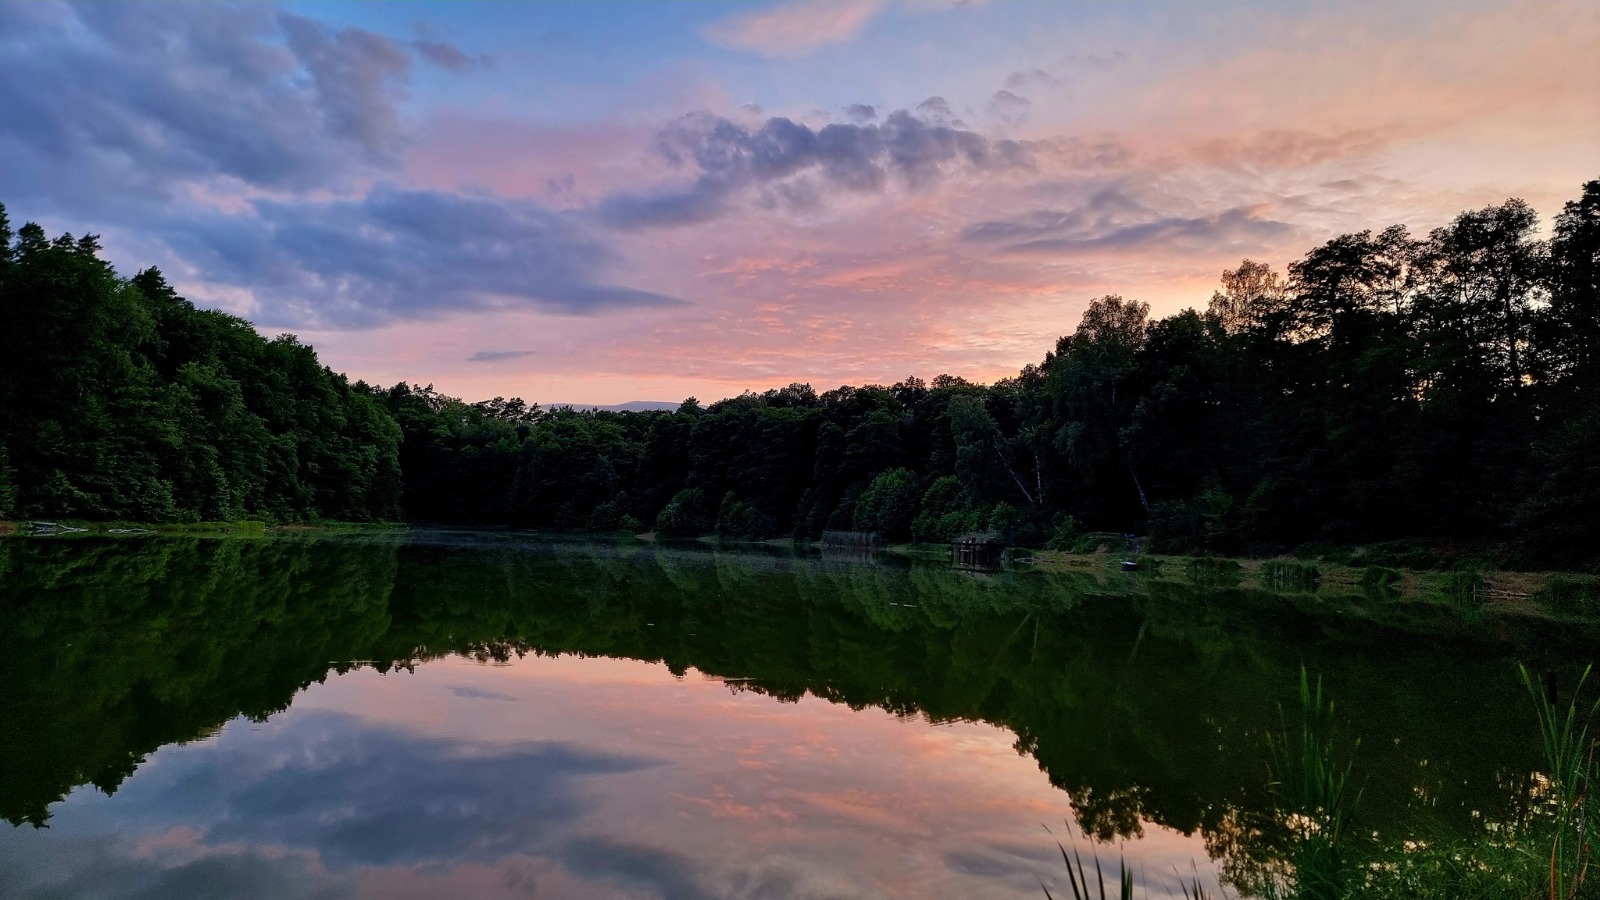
[6,518,409,537]
[1533,576,1600,618]
[1262,560,1321,594]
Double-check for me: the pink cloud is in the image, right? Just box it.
[701,0,884,57]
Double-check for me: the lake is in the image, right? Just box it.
[0,532,1592,899]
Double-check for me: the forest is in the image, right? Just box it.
[1,179,1597,569]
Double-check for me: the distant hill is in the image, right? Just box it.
[545,401,681,412]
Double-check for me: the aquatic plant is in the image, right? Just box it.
[1042,836,1135,900]
[1265,669,1362,900]
[1519,664,1598,899]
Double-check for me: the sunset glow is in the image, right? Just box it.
[3,0,1595,403]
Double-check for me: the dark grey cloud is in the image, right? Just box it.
[162,187,684,327]
[966,198,1294,257]
[412,38,491,71]
[0,0,498,321]
[915,96,961,127]
[961,188,1152,242]
[599,107,1033,229]
[466,350,540,365]
[277,11,411,157]
[1004,68,1059,90]
[0,1,444,210]
[842,103,877,123]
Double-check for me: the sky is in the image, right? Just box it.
[1,0,1596,404]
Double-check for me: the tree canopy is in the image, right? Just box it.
[3,180,1597,568]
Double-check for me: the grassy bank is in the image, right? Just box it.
[1028,546,1600,625]
[0,519,406,538]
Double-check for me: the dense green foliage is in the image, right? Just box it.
[0,206,401,522]
[3,180,1596,565]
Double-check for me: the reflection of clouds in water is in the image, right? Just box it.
[944,841,1062,891]
[565,836,860,900]
[0,834,351,900]
[0,659,1160,899]
[566,838,710,900]
[446,685,521,702]
[211,720,652,867]
[0,709,658,897]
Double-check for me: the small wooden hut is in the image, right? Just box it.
[951,534,1005,570]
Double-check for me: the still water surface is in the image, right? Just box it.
[0,532,1592,898]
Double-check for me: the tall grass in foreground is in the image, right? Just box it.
[1519,664,1598,899]
[1043,834,1223,900]
[1043,666,1600,899]
[1041,838,1134,900]
[1263,670,1362,899]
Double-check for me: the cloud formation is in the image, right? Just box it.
[0,1,476,204]
[702,0,883,57]
[1,0,1593,403]
[0,710,659,898]
[412,38,492,72]
[209,724,650,867]
[599,107,1032,228]
[987,89,1031,128]
[842,103,878,123]
[166,188,683,327]
[963,193,1293,258]
[467,350,541,364]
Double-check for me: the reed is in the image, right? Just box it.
[1266,668,1363,900]
[1518,664,1599,900]
[1042,834,1134,900]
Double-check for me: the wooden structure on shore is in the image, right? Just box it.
[951,535,1005,570]
[820,530,881,549]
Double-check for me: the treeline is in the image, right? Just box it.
[382,181,1600,569]
[2,181,1597,567]
[0,206,402,522]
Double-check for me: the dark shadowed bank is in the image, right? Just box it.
[1,178,1597,570]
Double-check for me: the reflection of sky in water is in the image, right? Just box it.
[0,655,1222,899]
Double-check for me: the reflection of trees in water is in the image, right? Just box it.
[1,536,1585,891]
[0,536,400,826]
[1071,785,1148,842]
